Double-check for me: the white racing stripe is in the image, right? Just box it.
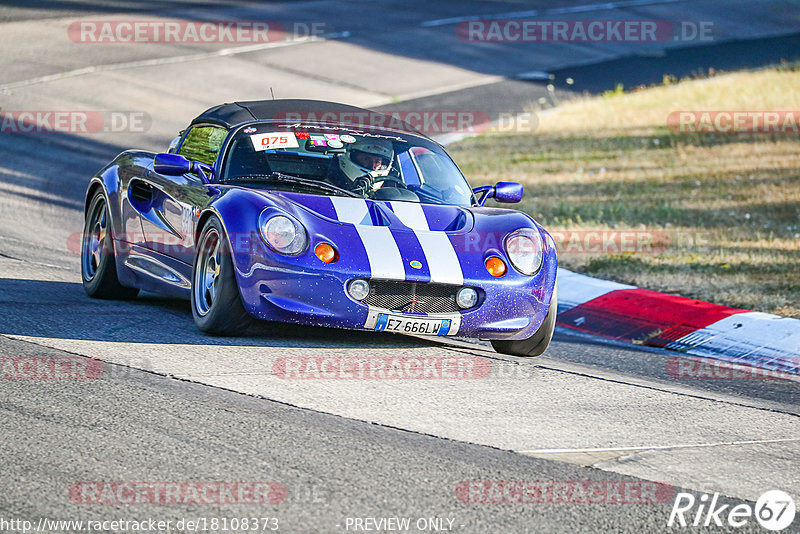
[416,232,464,285]
[332,198,463,283]
[331,197,405,280]
[390,202,429,231]
[391,202,464,285]
[330,197,371,225]
[357,226,406,280]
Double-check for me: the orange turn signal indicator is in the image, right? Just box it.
[315,243,338,263]
[485,256,507,277]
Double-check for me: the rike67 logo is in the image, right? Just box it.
[668,490,796,531]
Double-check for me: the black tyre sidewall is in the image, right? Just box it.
[492,286,558,357]
[82,191,136,299]
[191,216,251,335]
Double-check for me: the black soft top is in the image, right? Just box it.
[191,99,422,136]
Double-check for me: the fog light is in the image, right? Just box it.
[456,287,478,309]
[485,257,507,277]
[348,279,370,301]
[315,243,338,263]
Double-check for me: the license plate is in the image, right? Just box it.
[365,311,459,336]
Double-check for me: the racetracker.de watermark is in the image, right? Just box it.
[465,229,713,254]
[1,356,103,379]
[0,516,280,533]
[458,20,714,42]
[273,356,496,379]
[68,20,329,43]
[667,111,800,134]
[456,480,674,504]
[69,482,286,505]
[276,110,538,135]
[1,355,157,380]
[67,228,706,259]
[549,230,669,254]
[0,110,151,134]
[666,357,799,380]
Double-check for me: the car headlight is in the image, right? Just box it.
[504,228,543,275]
[259,213,307,255]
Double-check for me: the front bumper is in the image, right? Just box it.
[232,238,557,341]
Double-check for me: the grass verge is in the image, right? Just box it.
[451,66,800,317]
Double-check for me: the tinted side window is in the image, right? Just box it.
[178,126,227,166]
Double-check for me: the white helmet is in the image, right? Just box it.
[338,138,394,182]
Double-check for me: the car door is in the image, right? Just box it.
[137,124,227,264]
[113,153,148,250]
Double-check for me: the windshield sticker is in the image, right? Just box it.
[340,134,356,143]
[243,127,256,134]
[250,132,299,151]
[323,134,344,148]
[308,134,328,147]
[295,132,310,139]
[276,123,407,143]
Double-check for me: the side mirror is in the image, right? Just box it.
[494,181,523,203]
[473,181,524,206]
[153,153,215,186]
[154,153,192,176]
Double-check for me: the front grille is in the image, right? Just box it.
[361,280,468,314]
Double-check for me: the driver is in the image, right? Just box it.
[331,138,394,195]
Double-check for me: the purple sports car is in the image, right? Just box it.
[82,100,557,356]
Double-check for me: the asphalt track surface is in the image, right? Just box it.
[1,1,799,532]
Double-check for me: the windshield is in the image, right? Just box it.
[219,123,475,206]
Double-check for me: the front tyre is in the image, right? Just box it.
[491,287,557,357]
[191,216,252,335]
[81,190,139,299]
